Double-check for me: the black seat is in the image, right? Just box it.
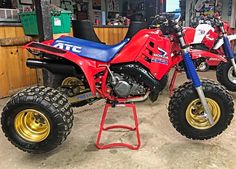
[72,20,102,43]
[125,21,148,39]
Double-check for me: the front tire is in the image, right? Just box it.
[216,61,236,91]
[1,86,73,153]
[168,79,234,140]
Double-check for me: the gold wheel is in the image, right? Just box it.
[61,77,85,92]
[61,77,87,103]
[186,98,221,130]
[14,109,50,142]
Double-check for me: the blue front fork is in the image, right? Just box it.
[183,52,202,88]
[223,36,234,59]
[223,36,236,74]
[183,51,214,125]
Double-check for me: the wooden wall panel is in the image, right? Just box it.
[94,27,128,45]
[0,26,37,98]
[53,28,73,39]
[0,27,10,97]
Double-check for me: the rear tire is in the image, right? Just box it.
[43,71,92,107]
[216,61,236,91]
[1,86,73,153]
[168,79,234,140]
[44,71,70,88]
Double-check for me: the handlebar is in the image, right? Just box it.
[150,13,181,34]
[150,13,191,48]
[151,13,178,25]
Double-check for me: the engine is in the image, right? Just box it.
[109,73,146,98]
[109,63,160,102]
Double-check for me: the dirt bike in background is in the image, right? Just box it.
[189,16,235,71]
[153,14,236,93]
[1,14,234,154]
[184,15,236,91]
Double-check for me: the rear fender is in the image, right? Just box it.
[190,49,227,62]
[24,42,106,95]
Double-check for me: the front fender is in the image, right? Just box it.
[190,49,227,62]
[24,42,105,95]
[213,34,236,50]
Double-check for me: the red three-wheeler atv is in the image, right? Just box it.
[1,14,234,153]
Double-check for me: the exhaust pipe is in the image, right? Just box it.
[26,59,77,74]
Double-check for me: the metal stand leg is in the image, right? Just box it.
[96,102,141,150]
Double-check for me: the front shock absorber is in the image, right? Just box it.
[173,21,214,125]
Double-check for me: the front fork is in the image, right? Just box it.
[175,23,214,125]
[223,36,236,74]
[183,49,214,125]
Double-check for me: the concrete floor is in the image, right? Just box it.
[1,70,236,169]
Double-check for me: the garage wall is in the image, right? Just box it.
[0,26,38,98]
[184,0,235,27]
[230,0,236,28]
[94,27,128,45]
[221,0,232,23]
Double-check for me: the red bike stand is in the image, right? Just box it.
[96,102,141,150]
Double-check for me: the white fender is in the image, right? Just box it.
[213,34,236,50]
[192,24,215,44]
